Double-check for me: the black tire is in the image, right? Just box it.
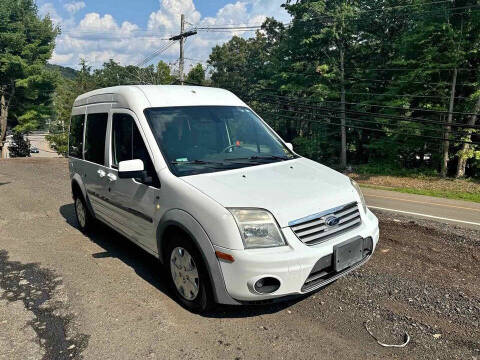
[165,233,213,313]
[74,194,94,233]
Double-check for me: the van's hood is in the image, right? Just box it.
[181,158,357,227]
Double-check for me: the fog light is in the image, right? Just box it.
[254,277,280,294]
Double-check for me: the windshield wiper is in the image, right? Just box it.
[225,155,290,162]
[171,160,226,166]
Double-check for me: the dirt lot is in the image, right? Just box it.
[0,158,479,360]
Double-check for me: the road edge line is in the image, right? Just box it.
[368,206,480,227]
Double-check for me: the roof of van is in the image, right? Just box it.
[73,85,247,109]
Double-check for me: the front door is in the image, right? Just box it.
[82,107,110,222]
[103,110,160,252]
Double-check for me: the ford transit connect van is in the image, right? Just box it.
[68,85,379,312]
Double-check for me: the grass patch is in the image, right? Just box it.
[359,183,480,203]
[351,171,480,203]
[354,164,438,177]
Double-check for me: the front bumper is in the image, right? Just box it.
[215,208,379,302]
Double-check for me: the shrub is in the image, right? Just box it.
[9,132,31,157]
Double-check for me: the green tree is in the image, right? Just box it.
[9,131,30,157]
[282,0,360,168]
[186,64,205,85]
[208,19,285,99]
[46,60,94,156]
[153,61,174,84]
[46,79,76,156]
[209,36,251,97]
[0,0,58,157]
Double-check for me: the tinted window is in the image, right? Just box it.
[68,114,85,158]
[84,113,108,165]
[112,113,160,187]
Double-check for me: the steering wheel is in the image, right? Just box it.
[222,144,243,153]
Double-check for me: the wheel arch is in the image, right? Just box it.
[71,174,94,215]
[156,209,239,305]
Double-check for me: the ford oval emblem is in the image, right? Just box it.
[325,216,340,227]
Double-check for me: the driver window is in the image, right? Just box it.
[111,113,160,188]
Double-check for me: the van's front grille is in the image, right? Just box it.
[289,202,361,246]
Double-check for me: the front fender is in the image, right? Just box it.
[157,209,240,305]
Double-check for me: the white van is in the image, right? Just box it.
[69,85,379,312]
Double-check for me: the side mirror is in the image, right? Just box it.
[118,159,144,179]
[285,142,293,151]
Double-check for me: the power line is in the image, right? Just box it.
[258,94,480,130]
[61,33,172,40]
[258,96,480,133]
[259,111,480,145]
[265,107,451,137]
[183,2,480,32]
[337,90,468,100]
[192,3,480,31]
[255,91,480,116]
[294,4,480,22]
[343,67,478,72]
[54,4,480,47]
[195,25,263,30]
[56,3,480,37]
[359,0,453,13]
[346,76,477,88]
[184,57,209,63]
[135,40,177,68]
[260,101,480,139]
[196,29,260,33]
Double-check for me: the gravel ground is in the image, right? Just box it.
[0,158,479,360]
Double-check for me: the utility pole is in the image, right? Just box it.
[339,46,347,169]
[169,14,197,85]
[441,67,457,177]
[455,94,480,178]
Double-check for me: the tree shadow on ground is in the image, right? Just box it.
[59,203,306,318]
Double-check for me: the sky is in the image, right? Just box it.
[36,0,291,71]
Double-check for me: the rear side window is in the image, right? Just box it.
[111,113,160,187]
[68,114,85,158]
[84,113,108,165]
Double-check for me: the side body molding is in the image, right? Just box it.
[71,173,95,215]
[157,209,240,305]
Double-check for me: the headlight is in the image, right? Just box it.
[229,209,286,249]
[350,179,367,213]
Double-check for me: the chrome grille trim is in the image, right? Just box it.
[289,202,361,246]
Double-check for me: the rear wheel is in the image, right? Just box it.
[74,195,93,233]
[166,233,213,313]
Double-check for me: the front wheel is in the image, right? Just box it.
[167,235,213,313]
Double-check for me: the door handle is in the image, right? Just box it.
[107,173,117,182]
[97,169,106,178]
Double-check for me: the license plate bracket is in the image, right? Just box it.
[333,236,364,272]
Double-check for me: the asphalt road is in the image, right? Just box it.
[362,187,480,229]
[27,133,61,158]
[0,158,479,360]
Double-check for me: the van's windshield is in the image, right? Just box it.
[144,106,296,176]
